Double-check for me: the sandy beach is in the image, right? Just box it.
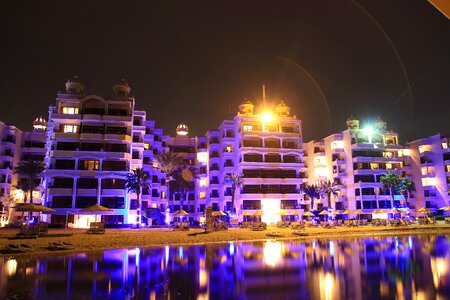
[1,224,450,257]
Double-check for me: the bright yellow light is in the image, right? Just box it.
[331,141,344,149]
[421,178,436,186]
[262,199,280,224]
[74,215,96,228]
[199,191,206,199]
[263,241,283,267]
[197,152,208,163]
[199,178,208,187]
[6,259,17,276]
[363,125,374,136]
[261,112,273,123]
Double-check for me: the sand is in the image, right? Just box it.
[1,224,450,257]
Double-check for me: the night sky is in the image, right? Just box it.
[1,1,449,142]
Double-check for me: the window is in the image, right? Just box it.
[225,145,234,153]
[80,160,100,170]
[243,125,253,132]
[199,178,208,187]
[385,163,392,170]
[152,160,158,169]
[442,142,448,150]
[161,191,166,199]
[197,152,208,163]
[419,145,431,153]
[144,143,150,150]
[370,163,379,170]
[421,178,436,186]
[331,140,344,149]
[62,107,79,114]
[199,191,206,199]
[63,125,78,133]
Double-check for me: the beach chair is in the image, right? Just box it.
[87,222,105,234]
[182,222,190,231]
[399,219,408,226]
[426,217,436,225]
[5,243,33,253]
[445,217,450,224]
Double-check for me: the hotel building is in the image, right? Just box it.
[406,134,450,212]
[303,117,407,213]
[1,77,449,226]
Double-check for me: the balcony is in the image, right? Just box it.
[52,132,79,139]
[104,134,132,142]
[47,188,73,195]
[103,115,132,122]
[80,133,103,140]
[76,188,98,196]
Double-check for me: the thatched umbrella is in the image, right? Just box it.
[211,211,227,217]
[353,209,365,220]
[79,204,112,222]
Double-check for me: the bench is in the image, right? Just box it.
[87,222,105,234]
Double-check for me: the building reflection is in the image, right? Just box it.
[0,235,449,299]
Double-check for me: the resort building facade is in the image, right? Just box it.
[0,77,449,226]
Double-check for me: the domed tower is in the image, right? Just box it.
[176,123,189,137]
[239,99,254,115]
[32,116,47,131]
[275,100,290,117]
[65,76,85,94]
[375,117,387,131]
[113,79,131,97]
[346,115,360,130]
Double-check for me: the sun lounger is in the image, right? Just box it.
[87,222,105,234]
[5,243,33,253]
[445,217,450,224]
[426,217,436,225]
[48,242,75,251]
[266,232,284,238]
[292,230,308,236]
[250,222,267,231]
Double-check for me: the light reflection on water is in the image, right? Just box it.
[0,235,449,299]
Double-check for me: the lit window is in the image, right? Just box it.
[225,145,233,153]
[152,160,158,169]
[243,125,253,132]
[197,152,208,163]
[421,167,427,175]
[151,202,157,208]
[331,141,344,149]
[199,178,207,187]
[370,163,379,170]
[161,191,166,199]
[419,145,431,153]
[385,163,392,170]
[422,178,436,186]
[314,167,328,177]
[63,125,78,133]
[446,165,450,173]
[199,191,206,199]
[442,142,448,150]
[62,107,79,114]
[314,156,325,166]
[383,152,393,158]
[82,160,99,170]
[144,143,150,150]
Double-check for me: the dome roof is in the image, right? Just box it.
[65,75,85,94]
[275,100,290,116]
[239,99,254,115]
[33,116,47,131]
[176,123,189,136]
[113,79,131,96]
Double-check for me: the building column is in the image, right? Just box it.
[97,178,102,205]
[72,178,77,208]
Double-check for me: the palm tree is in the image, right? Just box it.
[155,151,184,210]
[125,168,150,223]
[171,164,198,211]
[13,160,45,204]
[302,184,321,211]
[398,177,415,208]
[224,173,244,215]
[320,181,339,209]
[380,172,400,208]
[3,193,18,224]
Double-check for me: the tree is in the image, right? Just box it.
[125,168,150,223]
[302,184,321,211]
[398,178,415,208]
[171,164,198,211]
[380,172,401,208]
[224,173,244,215]
[155,151,184,209]
[13,160,45,204]
[2,193,18,224]
[320,181,340,209]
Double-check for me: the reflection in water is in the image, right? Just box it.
[0,235,449,299]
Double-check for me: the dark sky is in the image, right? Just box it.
[1,1,449,142]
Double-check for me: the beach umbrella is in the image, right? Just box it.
[319,210,329,215]
[354,209,364,215]
[342,209,353,215]
[173,209,189,216]
[389,208,402,214]
[438,206,450,211]
[303,211,315,217]
[276,210,287,216]
[253,211,263,216]
[291,210,300,215]
[211,211,227,216]
[372,210,380,214]
[417,207,431,214]
[242,212,251,216]
[331,210,341,215]
[378,209,387,214]
[14,203,56,213]
[79,204,113,222]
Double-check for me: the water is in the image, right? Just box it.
[1,235,450,300]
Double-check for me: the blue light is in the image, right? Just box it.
[228,242,235,256]
[329,241,334,257]
[408,236,413,250]
[395,237,399,250]
[135,248,140,267]
[312,241,316,250]
[179,247,183,259]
